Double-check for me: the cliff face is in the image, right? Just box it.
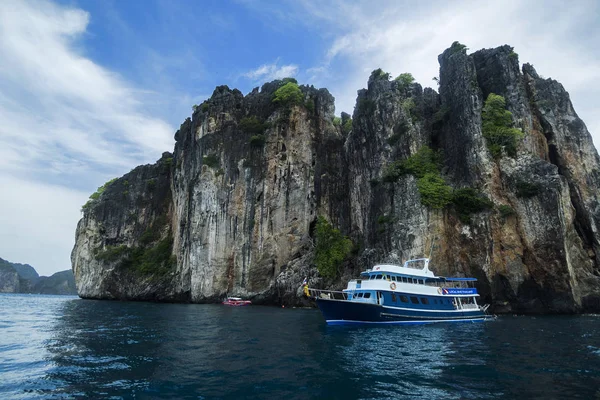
[0,264,20,293]
[72,44,600,313]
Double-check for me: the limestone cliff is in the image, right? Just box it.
[72,44,600,313]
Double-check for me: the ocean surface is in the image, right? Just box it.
[1,294,599,399]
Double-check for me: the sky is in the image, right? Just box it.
[0,0,598,276]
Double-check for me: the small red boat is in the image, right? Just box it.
[222,297,252,306]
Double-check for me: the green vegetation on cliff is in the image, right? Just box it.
[272,82,303,106]
[81,178,117,211]
[498,204,516,218]
[202,154,219,168]
[394,72,414,89]
[482,93,524,158]
[382,146,441,181]
[314,216,353,278]
[371,68,391,80]
[239,116,267,134]
[452,188,493,223]
[383,146,492,218]
[515,180,541,198]
[382,146,451,208]
[450,41,468,54]
[417,174,453,209]
[94,214,175,276]
[249,135,266,147]
[95,245,129,262]
[120,236,176,276]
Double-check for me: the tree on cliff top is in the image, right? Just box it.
[81,178,117,211]
[272,82,303,106]
[394,72,415,89]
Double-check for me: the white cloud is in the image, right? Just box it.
[0,0,175,178]
[243,60,299,82]
[0,175,89,277]
[0,0,176,274]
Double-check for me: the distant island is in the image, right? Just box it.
[0,257,77,295]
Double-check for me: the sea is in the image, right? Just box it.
[1,294,599,399]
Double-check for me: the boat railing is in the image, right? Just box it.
[425,281,474,288]
[307,288,348,301]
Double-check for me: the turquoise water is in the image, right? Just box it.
[1,294,599,399]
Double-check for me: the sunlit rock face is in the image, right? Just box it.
[73,44,600,313]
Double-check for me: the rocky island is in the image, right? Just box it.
[71,43,600,313]
[0,257,77,295]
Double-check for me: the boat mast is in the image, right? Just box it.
[428,236,436,259]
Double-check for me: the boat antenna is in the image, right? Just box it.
[428,236,436,258]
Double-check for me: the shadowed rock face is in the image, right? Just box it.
[72,45,600,313]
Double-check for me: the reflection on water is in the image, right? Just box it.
[332,323,491,399]
[1,294,600,399]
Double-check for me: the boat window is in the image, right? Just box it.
[376,274,383,280]
[400,295,408,303]
[434,299,438,304]
[364,292,371,299]
[391,293,397,302]
[419,279,424,285]
[357,293,363,298]
[391,276,396,281]
[410,296,419,304]
[420,297,429,305]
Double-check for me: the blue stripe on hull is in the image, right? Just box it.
[316,298,488,325]
[326,318,487,326]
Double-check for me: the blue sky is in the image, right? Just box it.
[0,0,598,276]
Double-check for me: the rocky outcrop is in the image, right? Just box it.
[72,44,600,313]
[0,264,20,293]
[71,152,180,301]
[34,271,77,295]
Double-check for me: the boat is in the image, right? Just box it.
[308,258,494,325]
[222,297,252,306]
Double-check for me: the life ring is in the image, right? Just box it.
[390,282,396,290]
[437,287,442,294]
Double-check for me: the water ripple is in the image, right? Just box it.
[1,294,600,399]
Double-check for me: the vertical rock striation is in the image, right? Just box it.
[72,45,600,313]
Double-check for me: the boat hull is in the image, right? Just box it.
[316,298,489,325]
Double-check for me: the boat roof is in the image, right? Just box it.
[362,258,434,278]
[360,258,478,281]
[227,297,243,300]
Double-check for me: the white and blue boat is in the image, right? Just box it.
[309,258,494,325]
